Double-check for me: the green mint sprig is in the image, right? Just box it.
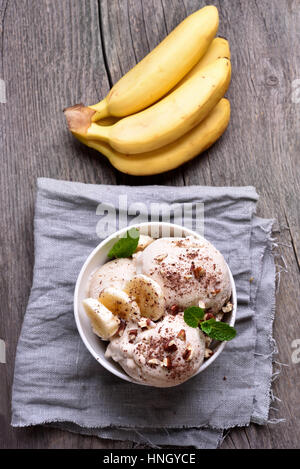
[200,318,236,341]
[184,306,205,328]
[183,306,236,342]
[108,227,140,259]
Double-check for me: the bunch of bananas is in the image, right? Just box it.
[64,5,231,176]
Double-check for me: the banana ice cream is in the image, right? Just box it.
[83,233,232,387]
[136,236,231,313]
[105,313,206,387]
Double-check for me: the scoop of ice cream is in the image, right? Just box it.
[89,258,136,299]
[136,236,231,313]
[105,312,205,387]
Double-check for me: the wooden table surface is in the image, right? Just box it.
[1,0,300,449]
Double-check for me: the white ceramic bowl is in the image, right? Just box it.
[74,222,237,386]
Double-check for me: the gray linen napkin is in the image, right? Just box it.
[11,178,276,448]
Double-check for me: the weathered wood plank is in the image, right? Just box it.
[184,0,300,449]
[0,0,129,449]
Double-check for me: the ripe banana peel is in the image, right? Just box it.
[76,99,230,176]
[89,6,219,121]
[93,37,230,123]
[66,58,231,155]
[171,37,230,92]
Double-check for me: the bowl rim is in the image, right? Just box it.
[74,221,237,386]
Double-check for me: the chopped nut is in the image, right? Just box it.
[148,358,160,367]
[138,318,148,328]
[164,340,178,353]
[182,345,193,361]
[198,301,206,309]
[184,274,193,280]
[215,313,223,322]
[177,329,186,341]
[116,320,126,337]
[138,318,154,329]
[155,253,168,262]
[192,265,206,280]
[208,289,221,298]
[222,302,233,313]
[161,356,172,369]
[128,329,138,343]
[205,336,212,347]
[170,304,179,315]
[204,312,214,321]
[135,235,154,252]
[204,348,214,359]
[174,239,186,247]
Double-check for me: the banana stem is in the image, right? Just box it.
[89,99,109,121]
[64,104,96,137]
[86,123,110,142]
[63,103,111,142]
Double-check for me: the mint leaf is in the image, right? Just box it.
[108,228,140,259]
[200,318,236,341]
[184,306,205,328]
[199,318,216,334]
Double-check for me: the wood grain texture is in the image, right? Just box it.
[0,0,127,449]
[1,0,300,449]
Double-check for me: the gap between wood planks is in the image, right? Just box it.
[283,209,300,273]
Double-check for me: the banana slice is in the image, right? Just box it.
[99,288,141,321]
[83,298,120,340]
[135,234,154,252]
[124,274,165,321]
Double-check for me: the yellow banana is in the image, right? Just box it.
[97,116,120,126]
[93,38,230,122]
[171,37,230,92]
[76,99,230,176]
[67,58,231,155]
[88,6,219,120]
